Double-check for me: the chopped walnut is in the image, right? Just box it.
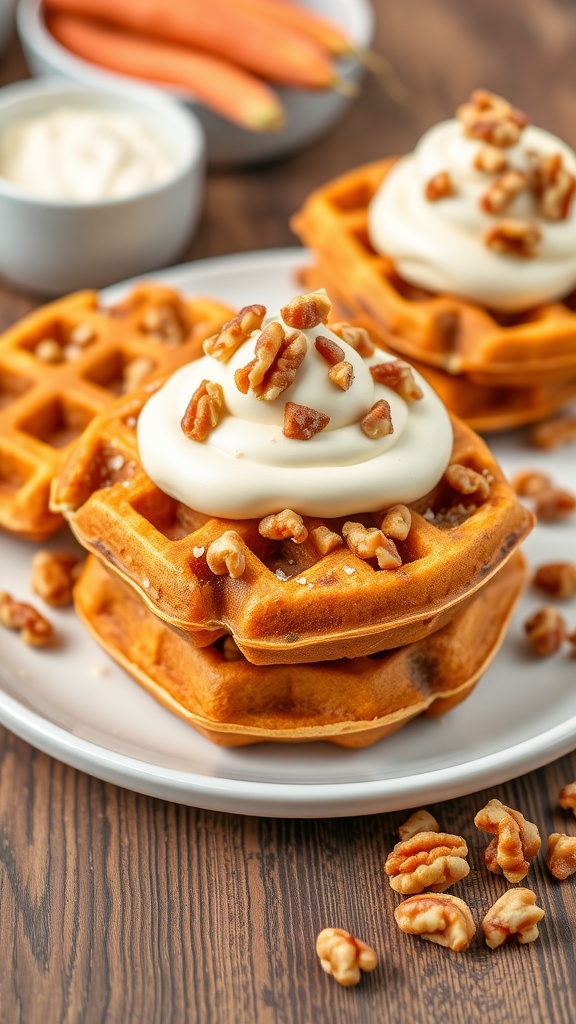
[314,335,345,365]
[524,606,568,655]
[330,322,375,357]
[381,505,412,541]
[141,303,186,344]
[316,928,377,987]
[283,401,329,440]
[281,290,331,330]
[369,360,423,401]
[259,509,308,544]
[69,322,96,347]
[511,469,551,497]
[532,486,576,522]
[398,809,440,842]
[342,521,401,570]
[445,464,491,500]
[528,151,576,221]
[35,338,63,363]
[480,170,528,214]
[474,144,508,174]
[181,380,224,442]
[0,591,54,647]
[530,416,576,450]
[482,888,544,949]
[547,833,576,880]
[484,219,541,257]
[206,532,246,579]
[222,636,244,661]
[203,304,266,362]
[310,525,343,555]
[425,171,454,201]
[31,551,81,607]
[122,356,155,393]
[533,563,576,600]
[328,361,354,391]
[394,893,475,952]
[238,322,307,401]
[456,89,528,148]
[360,400,393,439]
[384,832,470,894]
[474,798,541,883]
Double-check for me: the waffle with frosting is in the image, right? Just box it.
[0,284,233,540]
[292,90,576,430]
[52,290,533,672]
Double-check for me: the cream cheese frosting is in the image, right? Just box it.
[368,109,576,312]
[137,304,453,519]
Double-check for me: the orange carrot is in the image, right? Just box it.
[231,0,353,56]
[43,0,340,90]
[46,12,285,132]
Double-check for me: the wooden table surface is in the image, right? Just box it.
[1,3,576,1022]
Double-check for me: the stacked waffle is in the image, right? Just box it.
[292,91,576,432]
[51,290,533,747]
[0,284,233,540]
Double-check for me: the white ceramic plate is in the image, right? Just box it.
[1,248,575,818]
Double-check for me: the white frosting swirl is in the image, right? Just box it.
[137,317,453,519]
[368,119,576,312]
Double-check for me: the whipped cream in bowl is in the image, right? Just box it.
[138,292,453,520]
[368,89,576,312]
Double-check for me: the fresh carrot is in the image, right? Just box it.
[44,0,340,90]
[231,0,353,57]
[46,12,286,132]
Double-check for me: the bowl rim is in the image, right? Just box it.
[0,74,205,209]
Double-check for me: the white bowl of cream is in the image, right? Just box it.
[0,77,205,294]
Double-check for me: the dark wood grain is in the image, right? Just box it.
[1,3,576,1022]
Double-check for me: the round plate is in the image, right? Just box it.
[1,248,575,817]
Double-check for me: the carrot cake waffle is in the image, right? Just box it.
[51,289,532,744]
[0,284,232,540]
[292,90,576,430]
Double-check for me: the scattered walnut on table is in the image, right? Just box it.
[384,832,470,894]
[511,469,551,497]
[31,551,82,608]
[316,927,377,987]
[524,606,568,656]
[547,833,576,880]
[532,486,576,523]
[474,798,541,883]
[394,893,475,952]
[398,809,440,842]
[482,888,544,949]
[0,591,54,647]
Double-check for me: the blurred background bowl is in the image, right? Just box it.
[0,77,205,295]
[0,0,16,56]
[17,0,374,166]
